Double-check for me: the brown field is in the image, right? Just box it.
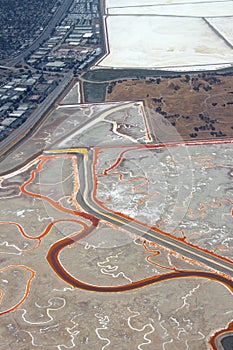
[105,74,233,142]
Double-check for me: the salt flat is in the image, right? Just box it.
[108,1,233,16]
[98,16,233,69]
[207,16,233,46]
[97,0,233,70]
[106,0,228,7]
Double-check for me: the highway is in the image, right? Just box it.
[0,72,73,158]
[7,0,74,67]
[0,0,75,157]
[72,150,233,278]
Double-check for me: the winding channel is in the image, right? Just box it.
[1,144,233,330]
[45,146,233,294]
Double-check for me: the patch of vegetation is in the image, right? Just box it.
[84,69,182,81]
[84,67,233,82]
[83,82,108,103]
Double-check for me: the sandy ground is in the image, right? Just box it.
[95,143,233,260]
[60,82,81,105]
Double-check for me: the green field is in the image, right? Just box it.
[84,67,233,82]
[83,81,108,102]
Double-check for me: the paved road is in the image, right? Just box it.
[74,151,233,278]
[48,101,135,149]
[0,73,73,157]
[7,0,74,67]
[0,0,76,157]
[0,65,18,71]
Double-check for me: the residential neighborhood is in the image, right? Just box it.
[0,71,60,141]
[0,0,103,142]
[0,0,59,60]
[26,0,102,73]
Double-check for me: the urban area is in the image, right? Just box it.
[0,0,102,141]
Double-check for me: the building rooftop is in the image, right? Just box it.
[46,61,65,67]
[1,117,17,126]
[83,32,93,38]
[9,110,25,118]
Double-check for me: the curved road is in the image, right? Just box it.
[47,149,233,279]
[80,152,233,277]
